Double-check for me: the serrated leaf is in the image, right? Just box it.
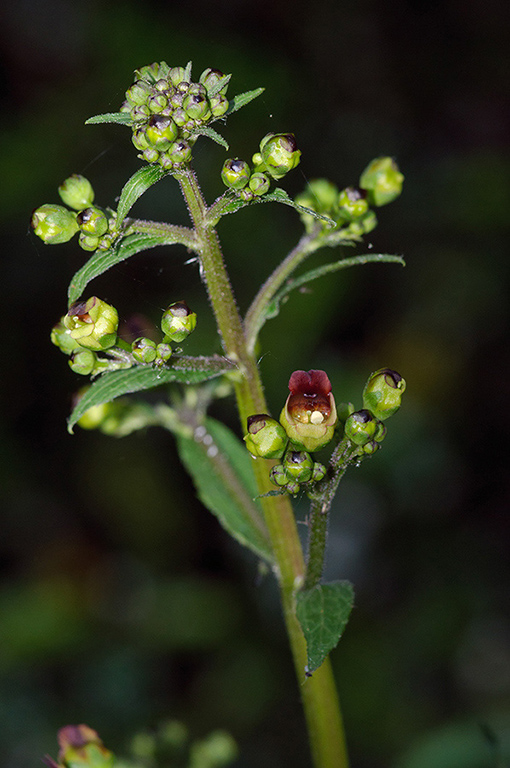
[116,165,169,224]
[183,61,193,81]
[194,126,229,150]
[226,87,265,115]
[68,233,185,305]
[207,73,232,98]
[176,418,273,563]
[296,581,354,674]
[67,356,236,433]
[263,188,335,226]
[85,112,133,126]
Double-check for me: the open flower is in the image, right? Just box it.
[279,370,337,452]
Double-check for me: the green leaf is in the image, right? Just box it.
[226,87,265,115]
[68,233,180,305]
[183,61,193,82]
[194,126,229,150]
[176,418,274,563]
[296,581,354,674]
[263,188,335,226]
[85,112,133,126]
[67,356,236,433]
[116,165,169,224]
[264,253,405,324]
[207,73,232,98]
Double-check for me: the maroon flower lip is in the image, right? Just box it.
[287,370,333,425]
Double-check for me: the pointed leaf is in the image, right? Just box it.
[194,126,229,150]
[207,73,232,98]
[116,165,169,224]
[183,61,193,82]
[85,112,133,126]
[226,87,265,115]
[67,356,236,433]
[176,418,274,563]
[296,581,354,674]
[68,232,191,305]
[263,188,335,226]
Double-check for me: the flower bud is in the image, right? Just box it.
[359,157,404,207]
[362,368,406,420]
[259,133,301,180]
[209,94,229,117]
[337,187,369,220]
[135,62,166,83]
[76,206,109,237]
[161,301,197,342]
[64,297,119,351]
[244,414,288,459]
[148,92,168,114]
[165,140,192,166]
[51,319,81,355]
[132,128,150,151]
[221,158,250,190]
[283,450,314,483]
[344,409,379,446]
[312,462,327,482]
[69,348,96,375]
[131,337,157,364]
[156,342,173,363]
[31,204,79,245]
[145,115,179,149]
[58,175,94,210]
[78,232,100,252]
[55,724,114,768]
[169,66,186,86]
[143,147,161,164]
[131,104,151,121]
[183,92,211,121]
[125,80,152,106]
[199,68,230,96]
[279,370,337,452]
[361,440,380,455]
[248,172,270,196]
[269,464,287,487]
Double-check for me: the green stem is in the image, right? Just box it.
[125,219,198,250]
[177,166,349,768]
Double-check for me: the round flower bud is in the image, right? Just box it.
[156,342,173,363]
[312,462,327,483]
[55,724,113,768]
[362,368,406,420]
[143,147,160,164]
[209,94,229,117]
[169,66,186,86]
[132,128,150,151]
[145,115,179,149]
[183,92,211,121]
[58,174,94,210]
[64,296,119,351]
[78,232,100,252]
[131,104,151,121]
[171,107,187,127]
[344,409,379,446]
[165,140,192,166]
[361,440,380,455]
[337,187,369,220]
[31,204,79,245]
[259,133,301,180]
[77,206,109,237]
[221,158,251,190]
[125,80,152,106]
[69,348,96,375]
[244,414,288,459]
[248,172,270,196]
[279,370,337,452]
[359,157,404,207]
[135,62,165,83]
[51,319,81,355]
[148,92,168,114]
[269,464,287,487]
[283,450,314,483]
[161,300,197,342]
[131,337,157,364]
[199,68,230,96]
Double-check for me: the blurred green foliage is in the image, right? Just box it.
[0,1,509,767]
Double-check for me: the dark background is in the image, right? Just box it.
[1,1,509,766]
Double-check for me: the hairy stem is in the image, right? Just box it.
[177,166,349,768]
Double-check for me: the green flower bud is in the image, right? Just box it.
[58,175,94,210]
[183,92,211,121]
[131,104,151,121]
[337,187,369,220]
[131,337,157,364]
[248,172,270,196]
[362,368,406,420]
[54,724,114,768]
[374,420,387,442]
[279,370,337,452]
[69,348,96,375]
[361,439,380,455]
[359,157,404,206]
[199,68,230,96]
[165,140,192,166]
[344,409,379,446]
[269,464,287,487]
[171,107,187,127]
[64,296,119,351]
[209,94,229,117]
[132,127,150,151]
[336,402,355,422]
[283,450,314,483]
[259,133,301,180]
[169,66,186,86]
[135,62,169,84]
[359,210,378,234]
[147,92,168,113]
[145,115,178,149]
[78,232,100,252]
[244,414,288,459]
[125,80,152,106]
[312,462,327,482]
[143,147,160,164]
[76,206,109,237]
[156,342,173,363]
[161,300,197,342]
[221,158,251,190]
[77,401,112,430]
[31,204,79,245]
[51,319,82,355]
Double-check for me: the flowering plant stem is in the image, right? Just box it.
[176,167,349,768]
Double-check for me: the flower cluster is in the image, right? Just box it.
[31,175,116,252]
[121,62,230,169]
[221,132,301,201]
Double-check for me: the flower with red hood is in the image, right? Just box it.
[279,369,337,452]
